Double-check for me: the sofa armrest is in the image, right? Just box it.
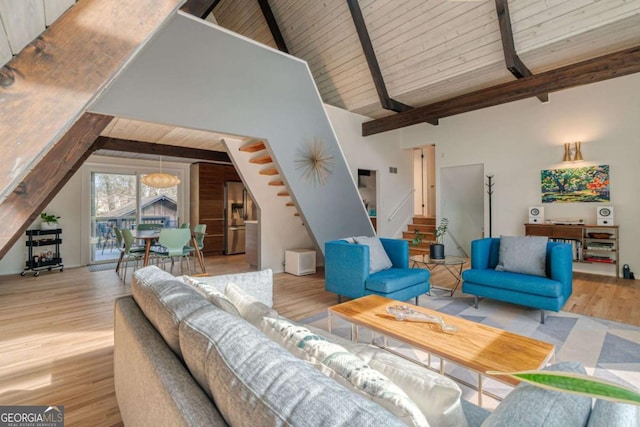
[470,238,493,269]
[548,242,573,297]
[325,240,369,298]
[380,238,409,268]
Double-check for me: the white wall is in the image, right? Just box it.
[400,72,640,276]
[0,155,190,275]
[325,105,420,238]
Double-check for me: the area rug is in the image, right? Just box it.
[300,290,640,408]
[87,261,135,272]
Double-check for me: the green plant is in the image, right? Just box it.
[412,229,423,246]
[434,217,449,244]
[489,370,640,406]
[40,212,60,223]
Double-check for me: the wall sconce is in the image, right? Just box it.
[562,142,584,162]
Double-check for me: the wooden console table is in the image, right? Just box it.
[525,223,620,277]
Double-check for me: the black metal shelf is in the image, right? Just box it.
[22,229,64,277]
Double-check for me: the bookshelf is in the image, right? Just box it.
[524,223,619,278]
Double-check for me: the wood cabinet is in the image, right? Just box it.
[524,223,620,277]
[191,163,240,255]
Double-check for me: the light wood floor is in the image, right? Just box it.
[0,256,638,426]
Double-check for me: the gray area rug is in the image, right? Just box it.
[87,261,135,272]
[300,290,640,408]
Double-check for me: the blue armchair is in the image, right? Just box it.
[461,237,573,323]
[325,238,430,304]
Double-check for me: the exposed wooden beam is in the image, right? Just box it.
[180,0,222,20]
[0,0,182,204]
[362,45,640,136]
[346,0,437,125]
[257,0,289,53]
[494,0,548,103]
[95,136,232,163]
[0,113,112,260]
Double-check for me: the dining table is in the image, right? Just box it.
[133,229,206,274]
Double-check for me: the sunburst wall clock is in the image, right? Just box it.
[294,137,336,186]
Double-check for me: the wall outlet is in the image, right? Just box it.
[389,167,398,173]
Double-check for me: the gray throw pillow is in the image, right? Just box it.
[354,236,393,274]
[495,235,548,277]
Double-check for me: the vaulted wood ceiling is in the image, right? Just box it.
[212,0,640,122]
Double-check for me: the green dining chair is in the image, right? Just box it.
[120,228,146,283]
[151,228,192,274]
[180,223,190,229]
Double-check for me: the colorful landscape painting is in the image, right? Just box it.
[541,165,610,203]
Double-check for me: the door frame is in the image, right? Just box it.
[81,156,190,265]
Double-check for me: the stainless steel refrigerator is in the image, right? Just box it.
[224,181,256,255]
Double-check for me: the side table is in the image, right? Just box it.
[411,254,466,296]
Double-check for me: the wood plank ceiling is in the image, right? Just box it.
[1,0,639,152]
[213,0,640,121]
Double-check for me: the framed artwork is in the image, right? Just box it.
[541,165,610,203]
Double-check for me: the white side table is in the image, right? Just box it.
[285,249,316,276]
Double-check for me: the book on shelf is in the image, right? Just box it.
[584,256,615,263]
[549,238,581,261]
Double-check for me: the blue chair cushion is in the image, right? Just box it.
[462,269,562,298]
[366,268,430,294]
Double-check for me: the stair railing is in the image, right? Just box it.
[447,230,469,258]
[387,189,416,222]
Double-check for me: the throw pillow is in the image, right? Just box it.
[225,282,278,327]
[183,268,273,307]
[260,317,329,362]
[354,236,393,274]
[353,345,467,427]
[495,235,548,277]
[186,281,241,318]
[262,318,428,427]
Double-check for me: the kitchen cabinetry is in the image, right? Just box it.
[191,163,240,255]
[21,229,64,276]
[524,223,620,277]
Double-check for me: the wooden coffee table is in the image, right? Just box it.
[328,295,555,406]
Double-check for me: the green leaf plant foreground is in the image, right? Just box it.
[487,370,640,406]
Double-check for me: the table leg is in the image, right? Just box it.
[143,239,152,267]
[115,251,125,273]
[478,374,483,407]
[328,311,332,334]
[192,235,206,274]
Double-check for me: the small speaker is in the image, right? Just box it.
[528,206,544,224]
[596,206,614,226]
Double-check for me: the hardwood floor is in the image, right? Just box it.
[0,255,638,426]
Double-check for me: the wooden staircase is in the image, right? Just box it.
[241,140,301,218]
[403,216,436,256]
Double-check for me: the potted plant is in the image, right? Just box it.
[40,212,61,230]
[429,217,449,260]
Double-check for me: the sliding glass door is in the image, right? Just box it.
[91,172,137,263]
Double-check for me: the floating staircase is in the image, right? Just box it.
[403,216,436,256]
[240,140,302,218]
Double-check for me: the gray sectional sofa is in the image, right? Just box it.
[113,266,638,426]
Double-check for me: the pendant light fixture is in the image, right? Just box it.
[141,156,181,188]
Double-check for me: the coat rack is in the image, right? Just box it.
[486,175,494,237]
